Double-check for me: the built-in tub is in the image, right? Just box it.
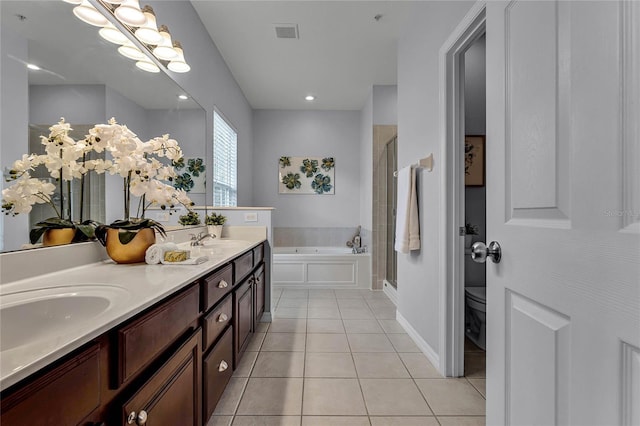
[272,247,371,289]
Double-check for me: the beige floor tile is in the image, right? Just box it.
[353,353,410,378]
[347,334,395,352]
[255,322,270,333]
[388,334,421,352]
[308,289,336,299]
[362,291,390,300]
[278,298,309,308]
[233,416,301,426]
[233,351,259,377]
[337,299,369,308]
[464,352,486,379]
[302,378,367,415]
[306,333,350,352]
[437,416,486,426]
[365,300,396,309]
[377,320,406,334]
[307,299,338,308]
[369,416,439,426]
[269,319,307,333]
[343,319,384,334]
[251,352,305,377]
[398,353,442,379]
[213,378,248,415]
[246,333,266,352]
[276,307,308,319]
[371,306,397,319]
[306,319,345,334]
[360,379,432,416]
[206,415,233,426]
[467,378,486,398]
[415,379,485,416]
[281,289,309,299]
[334,290,366,299]
[236,378,303,415]
[302,416,369,426]
[261,333,306,352]
[307,307,341,319]
[304,353,357,378]
[340,307,375,320]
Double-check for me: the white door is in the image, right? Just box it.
[484,1,640,425]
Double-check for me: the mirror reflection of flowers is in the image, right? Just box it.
[464,143,476,175]
[187,158,205,177]
[2,118,100,244]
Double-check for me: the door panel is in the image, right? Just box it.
[486,1,640,424]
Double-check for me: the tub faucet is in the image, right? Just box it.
[190,232,216,246]
[352,245,367,254]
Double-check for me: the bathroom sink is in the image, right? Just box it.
[0,285,129,351]
[200,239,249,248]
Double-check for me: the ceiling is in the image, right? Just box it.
[191,1,411,110]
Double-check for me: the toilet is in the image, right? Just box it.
[465,286,486,350]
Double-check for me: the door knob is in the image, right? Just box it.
[471,241,502,264]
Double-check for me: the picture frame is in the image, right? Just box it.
[464,135,485,186]
[278,156,335,195]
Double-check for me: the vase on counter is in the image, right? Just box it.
[42,228,76,247]
[207,225,223,238]
[102,228,156,264]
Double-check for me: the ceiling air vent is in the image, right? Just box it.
[273,23,299,39]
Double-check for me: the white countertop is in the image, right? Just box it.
[0,236,264,390]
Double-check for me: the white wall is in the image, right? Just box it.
[252,110,361,228]
[373,85,398,125]
[396,1,474,358]
[30,85,106,125]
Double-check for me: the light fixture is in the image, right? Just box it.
[73,0,109,27]
[134,6,162,45]
[118,41,147,61]
[178,94,188,100]
[114,0,145,27]
[152,25,178,60]
[27,64,41,71]
[168,41,190,73]
[104,0,123,4]
[63,0,82,5]
[99,22,129,45]
[135,59,160,73]
[305,95,316,101]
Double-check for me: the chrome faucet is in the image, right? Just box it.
[190,232,216,246]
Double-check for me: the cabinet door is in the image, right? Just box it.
[254,264,265,328]
[203,326,233,420]
[122,329,201,426]
[233,277,253,367]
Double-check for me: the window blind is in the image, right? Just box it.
[213,111,237,206]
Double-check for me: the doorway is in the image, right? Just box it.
[384,136,398,290]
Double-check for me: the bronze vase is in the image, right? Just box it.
[104,228,155,264]
[42,228,76,247]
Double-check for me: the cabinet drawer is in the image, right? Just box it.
[1,343,101,426]
[118,285,200,385]
[202,264,233,312]
[203,294,232,351]
[234,277,254,367]
[122,329,201,426]
[253,243,264,266]
[234,250,253,282]
[203,326,233,420]
[254,264,265,327]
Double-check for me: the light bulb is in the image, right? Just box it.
[114,0,146,27]
[136,59,160,73]
[63,0,82,5]
[152,25,178,60]
[305,95,315,101]
[99,22,129,45]
[105,0,123,4]
[167,41,190,73]
[134,6,162,45]
[118,42,147,61]
[73,0,108,27]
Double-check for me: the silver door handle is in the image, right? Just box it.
[471,241,502,264]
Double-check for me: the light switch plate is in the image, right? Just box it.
[244,212,258,222]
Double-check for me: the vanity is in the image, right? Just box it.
[0,229,270,425]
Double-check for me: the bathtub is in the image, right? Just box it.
[272,247,371,289]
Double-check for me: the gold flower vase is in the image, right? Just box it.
[43,228,76,247]
[104,228,156,264]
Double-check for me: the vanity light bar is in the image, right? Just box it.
[64,0,190,73]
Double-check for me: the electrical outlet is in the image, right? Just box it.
[244,212,258,222]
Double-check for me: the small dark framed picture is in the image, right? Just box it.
[465,135,485,186]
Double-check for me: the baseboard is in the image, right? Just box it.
[396,311,441,372]
[383,280,398,306]
[260,311,272,322]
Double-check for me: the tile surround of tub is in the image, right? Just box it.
[273,227,362,248]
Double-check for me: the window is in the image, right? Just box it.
[213,111,237,206]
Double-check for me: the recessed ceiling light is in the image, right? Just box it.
[305,95,315,101]
[27,64,41,71]
[178,94,188,100]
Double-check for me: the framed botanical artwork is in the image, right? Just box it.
[172,157,206,193]
[278,156,335,194]
[464,136,485,186]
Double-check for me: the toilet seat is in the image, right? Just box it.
[465,287,486,304]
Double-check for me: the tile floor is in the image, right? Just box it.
[207,288,486,426]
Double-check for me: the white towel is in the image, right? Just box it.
[160,255,209,265]
[395,165,420,253]
[145,242,179,265]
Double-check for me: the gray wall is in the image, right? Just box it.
[30,85,106,125]
[396,1,474,357]
[252,110,361,228]
[373,85,398,125]
[359,91,374,242]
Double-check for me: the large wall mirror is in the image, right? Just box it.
[1,0,207,252]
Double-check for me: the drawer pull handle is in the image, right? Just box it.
[218,360,229,372]
[137,410,148,425]
[256,277,261,283]
[218,280,228,289]
[127,412,136,424]
[217,313,228,322]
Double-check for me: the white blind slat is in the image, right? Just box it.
[213,111,237,206]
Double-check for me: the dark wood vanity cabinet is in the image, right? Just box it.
[254,264,266,328]
[234,275,254,366]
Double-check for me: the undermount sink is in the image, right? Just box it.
[200,239,248,248]
[0,285,129,351]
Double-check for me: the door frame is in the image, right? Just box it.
[437,1,486,377]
